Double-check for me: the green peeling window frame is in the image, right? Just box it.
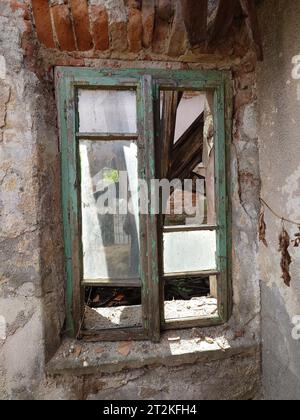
[56,67,232,343]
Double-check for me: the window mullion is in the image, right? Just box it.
[58,74,82,338]
[214,83,228,322]
[138,75,160,342]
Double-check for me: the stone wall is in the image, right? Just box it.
[43,342,261,400]
[0,0,65,399]
[0,0,261,400]
[257,0,300,400]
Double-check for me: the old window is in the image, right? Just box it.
[56,68,231,342]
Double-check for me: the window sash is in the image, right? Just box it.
[56,67,231,341]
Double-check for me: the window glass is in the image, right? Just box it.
[80,140,140,282]
[163,230,217,274]
[78,89,137,133]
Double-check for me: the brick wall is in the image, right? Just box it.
[17,0,251,75]
[29,0,179,54]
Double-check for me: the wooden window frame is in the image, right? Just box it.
[55,67,232,343]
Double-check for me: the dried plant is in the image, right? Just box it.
[259,206,268,247]
[292,226,300,248]
[260,198,300,287]
[278,224,292,287]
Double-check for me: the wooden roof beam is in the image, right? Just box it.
[208,0,239,43]
[169,113,204,181]
[239,0,263,60]
[208,0,263,60]
[181,0,208,46]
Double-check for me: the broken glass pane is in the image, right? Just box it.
[84,286,142,330]
[159,90,216,226]
[164,276,218,321]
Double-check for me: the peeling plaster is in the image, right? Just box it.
[243,102,258,140]
[257,0,300,400]
[281,164,300,221]
[0,56,6,80]
[0,82,11,131]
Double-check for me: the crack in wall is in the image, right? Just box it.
[0,82,11,142]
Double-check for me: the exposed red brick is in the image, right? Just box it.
[52,4,76,52]
[125,0,142,9]
[90,5,110,51]
[233,54,256,77]
[128,8,142,53]
[32,0,55,49]
[110,21,128,52]
[233,63,256,112]
[234,88,253,111]
[152,15,169,54]
[157,0,174,21]
[70,0,93,51]
[142,0,155,48]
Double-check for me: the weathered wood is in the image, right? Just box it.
[163,225,217,233]
[164,270,219,280]
[82,278,140,287]
[56,70,82,337]
[169,113,204,181]
[136,76,152,341]
[57,67,225,87]
[181,0,208,46]
[223,71,234,322]
[154,82,167,331]
[76,132,138,141]
[214,79,229,324]
[160,91,180,179]
[239,0,263,60]
[208,0,263,60]
[163,315,222,330]
[56,67,231,340]
[81,327,147,341]
[209,0,239,44]
[141,75,161,343]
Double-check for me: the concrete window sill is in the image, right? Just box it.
[47,326,259,376]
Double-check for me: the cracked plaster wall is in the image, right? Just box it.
[0,0,65,399]
[257,0,300,401]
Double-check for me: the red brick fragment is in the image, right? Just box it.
[31,0,55,49]
[52,4,76,52]
[90,5,110,51]
[128,8,142,53]
[70,0,93,51]
[142,0,155,48]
